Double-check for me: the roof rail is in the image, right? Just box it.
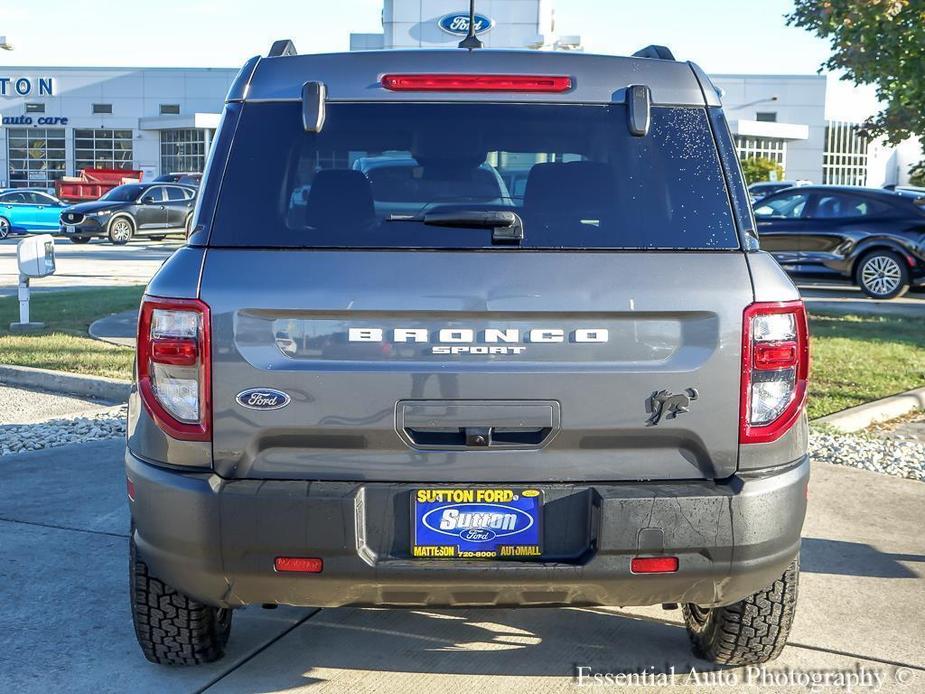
[268,39,297,58]
[632,45,675,61]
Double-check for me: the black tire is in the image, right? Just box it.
[0,216,10,239]
[69,236,92,244]
[683,556,799,666]
[854,250,910,300]
[108,216,134,245]
[130,532,232,665]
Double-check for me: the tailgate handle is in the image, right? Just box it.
[397,400,560,450]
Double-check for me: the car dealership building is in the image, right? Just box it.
[0,0,918,192]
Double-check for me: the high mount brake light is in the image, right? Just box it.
[137,296,211,441]
[380,73,573,93]
[740,301,809,444]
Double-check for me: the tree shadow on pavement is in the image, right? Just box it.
[801,537,923,579]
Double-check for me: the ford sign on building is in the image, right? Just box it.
[437,12,494,36]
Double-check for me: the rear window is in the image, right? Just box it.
[210,102,738,249]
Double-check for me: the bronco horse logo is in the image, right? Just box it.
[646,388,699,426]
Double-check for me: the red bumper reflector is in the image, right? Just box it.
[126,478,135,502]
[631,556,679,574]
[380,73,572,93]
[274,557,323,573]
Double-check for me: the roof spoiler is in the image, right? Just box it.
[632,45,675,61]
[268,39,297,57]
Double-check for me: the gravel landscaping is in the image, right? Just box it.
[809,427,925,482]
[0,404,126,456]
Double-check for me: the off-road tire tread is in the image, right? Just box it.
[130,536,230,665]
[683,557,799,666]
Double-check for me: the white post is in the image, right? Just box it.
[18,274,30,324]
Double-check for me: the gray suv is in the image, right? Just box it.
[127,42,810,667]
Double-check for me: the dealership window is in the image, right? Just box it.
[734,135,786,170]
[159,104,180,115]
[92,103,113,114]
[6,128,66,190]
[823,120,869,186]
[160,128,213,173]
[756,112,777,122]
[74,129,134,172]
[25,103,45,113]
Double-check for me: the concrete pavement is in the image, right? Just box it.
[0,237,179,297]
[0,439,923,692]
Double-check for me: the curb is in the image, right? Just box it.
[814,386,925,433]
[0,364,131,403]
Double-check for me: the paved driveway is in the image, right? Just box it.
[0,440,922,692]
[0,237,180,296]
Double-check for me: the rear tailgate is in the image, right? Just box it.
[203,250,751,482]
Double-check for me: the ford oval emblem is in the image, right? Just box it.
[236,388,291,411]
[437,11,494,36]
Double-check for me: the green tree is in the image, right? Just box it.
[740,156,786,185]
[787,0,925,175]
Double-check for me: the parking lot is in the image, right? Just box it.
[0,436,921,692]
[0,237,179,297]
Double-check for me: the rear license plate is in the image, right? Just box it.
[412,488,543,559]
[66,225,76,234]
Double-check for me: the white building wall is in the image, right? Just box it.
[866,136,924,187]
[711,74,827,183]
[0,66,237,188]
[375,0,556,49]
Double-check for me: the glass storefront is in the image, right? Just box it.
[74,129,134,172]
[6,128,66,190]
[160,128,212,173]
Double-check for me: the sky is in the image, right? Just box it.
[0,0,879,121]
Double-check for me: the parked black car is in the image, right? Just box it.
[748,180,809,203]
[153,172,202,187]
[755,185,925,298]
[59,182,197,245]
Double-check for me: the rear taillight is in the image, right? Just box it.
[137,296,211,441]
[740,301,809,444]
[380,73,573,92]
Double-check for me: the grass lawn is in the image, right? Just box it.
[808,312,925,419]
[0,286,144,380]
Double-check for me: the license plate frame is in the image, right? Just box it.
[411,488,543,560]
[66,225,76,234]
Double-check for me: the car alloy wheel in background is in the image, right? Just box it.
[0,217,9,239]
[857,251,909,300]
[109,218,133,245]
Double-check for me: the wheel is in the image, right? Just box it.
[130,531,232,665]
[148,235,166,241]
[69,236,91,244]
[683,557,799,666]
[108,216,134,245]
[0,217,10,239]
[855,250,910,299]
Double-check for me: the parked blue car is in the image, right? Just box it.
[0,188,67,239]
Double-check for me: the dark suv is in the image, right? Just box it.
[59,182,196,244]
[127,43,810,667]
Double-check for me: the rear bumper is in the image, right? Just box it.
[127,451,809,610]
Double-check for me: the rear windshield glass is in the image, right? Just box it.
[210,102,738,249]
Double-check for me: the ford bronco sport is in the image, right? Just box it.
[126,41,810,667]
